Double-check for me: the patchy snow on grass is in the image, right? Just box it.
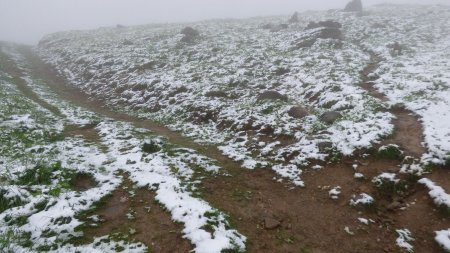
[36,9,398,186]
[435,229,450,252]
[0,47,246,253]
[418,178,450,209]
[396,229,414,253]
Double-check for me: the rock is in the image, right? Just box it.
[287,106,309,119]
[274,67,290,76]
[387,41,404,56]
[270,24,289,33]
[294,27,342,49]
[289,12,300,23]
[343,0,363,13]
[122,39,133,45]
[316,28,342,40]
[305,20,342,30]
[387,201,402,211]
[205,90,228,98]
[180,27,200,43]
[264,217,280,230]
[142,141,161,153]
[320,111,342,124]
[318,141,333,152]
[257,91,288,102]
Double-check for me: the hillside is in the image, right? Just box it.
[1,3,450,253]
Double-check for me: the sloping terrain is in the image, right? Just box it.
[1,3,450,253]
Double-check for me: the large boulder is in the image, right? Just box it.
[343,0,363,13]
[180,27,200,43]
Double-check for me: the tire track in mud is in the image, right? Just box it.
[11,45,449,252]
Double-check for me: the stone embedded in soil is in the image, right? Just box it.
[287,106,309,119]
[320,111,342,124]
[257,91,288,102]
[264,217,281,230]
[318,141,333,152]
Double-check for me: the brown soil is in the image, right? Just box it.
[201,155,448,253]
[70,173,98,192]
[64,123,100,142]
[80,178,192,253]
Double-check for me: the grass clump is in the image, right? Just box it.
[16,162,62,186]
[142,141,161,154]
[377,144,403,160]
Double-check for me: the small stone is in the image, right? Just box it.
[257,91,288,102]
[264,217,281,230]
[288,106,309,119]
[320,111,342,124]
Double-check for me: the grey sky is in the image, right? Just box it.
[0,0,448,44]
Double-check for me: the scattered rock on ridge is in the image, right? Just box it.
[257,91,288,102]
[289,12,300,23]
[180,27,200,43]
[287,106,309,119]
[305,20,342,30]
[343,0,363,13]
[387,41,404,56]
[320,111,342,124]
[294,27,342,49]
[264,217,281,230]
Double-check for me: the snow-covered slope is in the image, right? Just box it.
[38,4,450,185]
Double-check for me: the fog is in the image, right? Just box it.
[0,0,448,44]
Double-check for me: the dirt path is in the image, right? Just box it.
[17,45,244,172]
[360,52,426,158]
[76,178,193,253]
[8,45,449,252]
[0,47,62,117]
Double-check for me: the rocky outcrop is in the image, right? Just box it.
[180,27,200,43]
[387,41,404,56]
[343,0,363,13]
[305,20,342,30]
[294,27,342,49]
[289,12,300,23]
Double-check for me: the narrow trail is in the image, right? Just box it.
[0,47,63,117]
[6,45,448,252]
[17,45,244,172]
[360,52,426,158]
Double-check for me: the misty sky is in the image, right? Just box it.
[0,0,448,44]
